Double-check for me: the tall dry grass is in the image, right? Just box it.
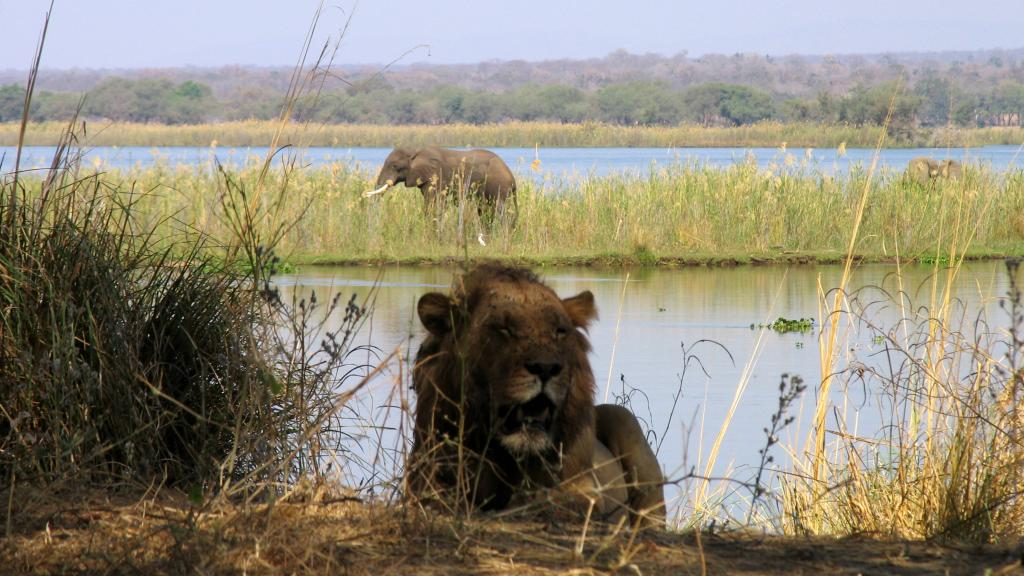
[775,257,1024,542]
[0,119,1002,148]
[771,95,1024,542]
[0,126,381,496]
[6,120,1024,148]
[0,8,378,502]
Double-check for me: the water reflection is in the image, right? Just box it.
[275,260,1012,518]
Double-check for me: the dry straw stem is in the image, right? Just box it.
[602,272,630,403]
[8,1,51,219]
[811,81,898,483]
[223,0,339,271]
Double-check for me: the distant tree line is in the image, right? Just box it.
[3,74,1024,130]
[8,48,1024,101]
[0,78,215,125]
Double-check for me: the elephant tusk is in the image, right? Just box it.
[362,181,392,198]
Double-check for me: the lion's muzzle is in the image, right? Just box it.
[497,393,557,455]
[499,393,555,434]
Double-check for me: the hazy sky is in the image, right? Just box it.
[1,0,1021,70]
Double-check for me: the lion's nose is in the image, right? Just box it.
[525,361,562,381]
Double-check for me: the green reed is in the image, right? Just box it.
[45,156,1024,265]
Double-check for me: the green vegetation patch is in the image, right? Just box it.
[12,158,1016,265]
[753,317,816,334]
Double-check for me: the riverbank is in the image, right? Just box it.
[59,160,1024,266]
[5,486,1019,575]
[292,249,1024,269]
[3,119,1024,148]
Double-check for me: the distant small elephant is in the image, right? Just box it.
[938,159,962,180]
[906,156,962,186]
[364,146,517,223]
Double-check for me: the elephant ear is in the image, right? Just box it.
[409,152,442,188]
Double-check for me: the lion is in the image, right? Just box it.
[406,262,666,527]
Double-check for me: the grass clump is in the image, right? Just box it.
[2,137,232,486]
[0,187,258,486]
[0,115,370,496]
[781,259,1024,542]
[0,4,375,524]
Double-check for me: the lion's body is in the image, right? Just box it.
[407,263,665,526]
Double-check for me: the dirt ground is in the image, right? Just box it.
[3,486,1022,575]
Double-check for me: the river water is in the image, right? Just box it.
[4,144,1023,176]
[275,260,1015,520]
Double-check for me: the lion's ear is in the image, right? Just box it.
[562,290,597,329]
[418,292,456,335]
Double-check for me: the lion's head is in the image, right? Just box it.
[408,263,599,508]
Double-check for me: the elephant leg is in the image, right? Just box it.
[419,184,444,235]
[503,189,519,228]
[478,181,510,230]
[476,190,496,229]
[488,187,516,229]
[419,187,433,215]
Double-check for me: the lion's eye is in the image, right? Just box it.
[492,321,515,338]
[555,326,569,339]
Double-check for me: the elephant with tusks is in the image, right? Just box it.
[364,146,517,226]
